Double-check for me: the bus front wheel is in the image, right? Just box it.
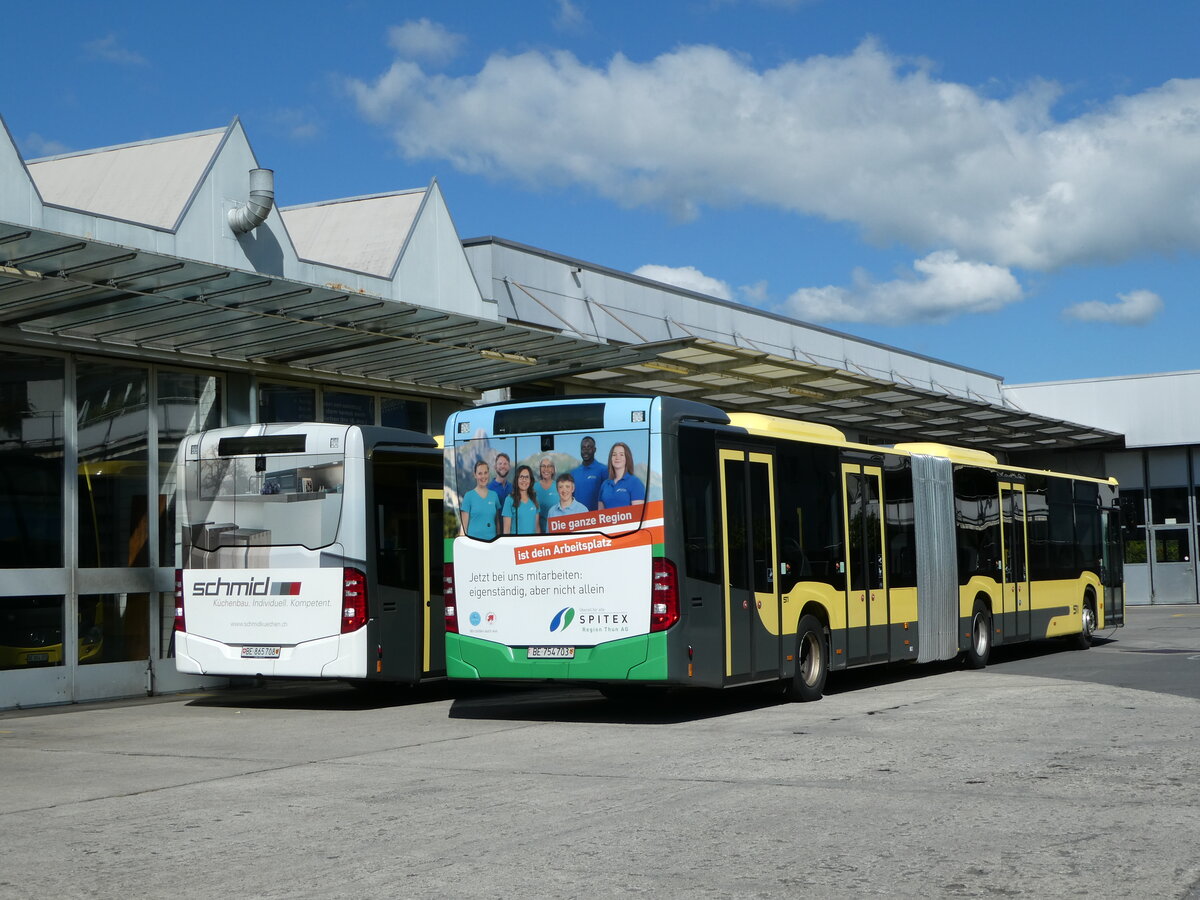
[785,614,828,702]
[1069,599,1096,650]
[964,599,992,669]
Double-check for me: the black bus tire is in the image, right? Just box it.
[1069,598,1096,650]
[785,614,828,702]
[964,598,992,669]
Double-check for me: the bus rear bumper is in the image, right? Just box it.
[175,629,367,679]
[447,632,669,682]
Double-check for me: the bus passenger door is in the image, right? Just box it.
[1000,482,1031,641]
[842,464,889,664]
[719,449,781,681]
[422,487,446,675]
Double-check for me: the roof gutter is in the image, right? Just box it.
[228,167,275,234]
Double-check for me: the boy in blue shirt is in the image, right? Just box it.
[547,473,588,520]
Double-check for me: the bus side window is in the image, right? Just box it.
[953,467,1000,585]
[777,442,842,593]
[883,459,917,589]
[679,428,720,584]
[373,459,420,591]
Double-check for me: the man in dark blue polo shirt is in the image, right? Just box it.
[569,436,606,511]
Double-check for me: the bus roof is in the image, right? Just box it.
[715,411,1117,486]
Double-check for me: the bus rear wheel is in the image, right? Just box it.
[964,599,992,669]
[784,614,828,702]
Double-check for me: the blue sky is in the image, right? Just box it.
[3,1,1198,384]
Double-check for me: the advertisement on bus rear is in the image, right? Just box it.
[446,400,663,647]
[182,567,345,645]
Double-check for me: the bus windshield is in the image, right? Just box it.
[449,427,652,540]
[184,451,345,551]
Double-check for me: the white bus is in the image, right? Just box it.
[174,423,447,685]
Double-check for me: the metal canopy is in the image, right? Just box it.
[0,223,1121,451]
[560,338,1121,452]
[0,223,673,394]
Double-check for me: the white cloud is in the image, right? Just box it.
[83,34,147,66]
[739,279,770,306]
[783,251,1023,324]
[387,19,465,67]
[1063,289,1163,325]
[554,0,587,32]
[268,108,320,142]
[634,264,733,300]
[21,133,70,159]
[348,40,1200,271]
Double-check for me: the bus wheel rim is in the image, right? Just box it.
[973,613,988,655]
[800,632,820,685]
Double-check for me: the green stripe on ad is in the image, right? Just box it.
[447,632,669,681]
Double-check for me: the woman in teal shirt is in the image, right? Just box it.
[461,460,501,540]
[502,465,541,535]
[534,456,558,531]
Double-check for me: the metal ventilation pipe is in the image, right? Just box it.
[228,167,275,234]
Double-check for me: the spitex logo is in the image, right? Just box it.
[549,607,575,633]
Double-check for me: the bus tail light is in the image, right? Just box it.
[650,558,679,632]
[444,563,459,633]
[173,569,186,633]
[341,567,368,633]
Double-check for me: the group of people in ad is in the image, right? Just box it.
[460,436,646,540]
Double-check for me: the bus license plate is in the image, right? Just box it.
[241,646,281,659]
[527,646,574,659]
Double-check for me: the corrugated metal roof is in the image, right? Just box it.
[26,129,225,230]
[281,191,425,277]
[561,338,1121,451]
[0,222,678,394]
[0,220,1122,450]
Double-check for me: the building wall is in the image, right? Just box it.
[1005,372,1200,449]
[1008,374,1200,606]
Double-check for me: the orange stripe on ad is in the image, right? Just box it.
[513,529,654,565]
[544,500,664,536]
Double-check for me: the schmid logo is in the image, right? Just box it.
[190,577,301,597]
[549,606,575,633]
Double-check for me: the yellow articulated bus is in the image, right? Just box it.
[442,396,1124,701]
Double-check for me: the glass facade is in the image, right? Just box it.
[0,354,64,568]
[381,396,428,432]
[77,361,150,568]
[0,595,65,670]
[158,371,222,569]
[0,347,437,706]
[1104,449,1200,605]
[79,593,151,665]
[258,382,316,423]
[324,390,374,425]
